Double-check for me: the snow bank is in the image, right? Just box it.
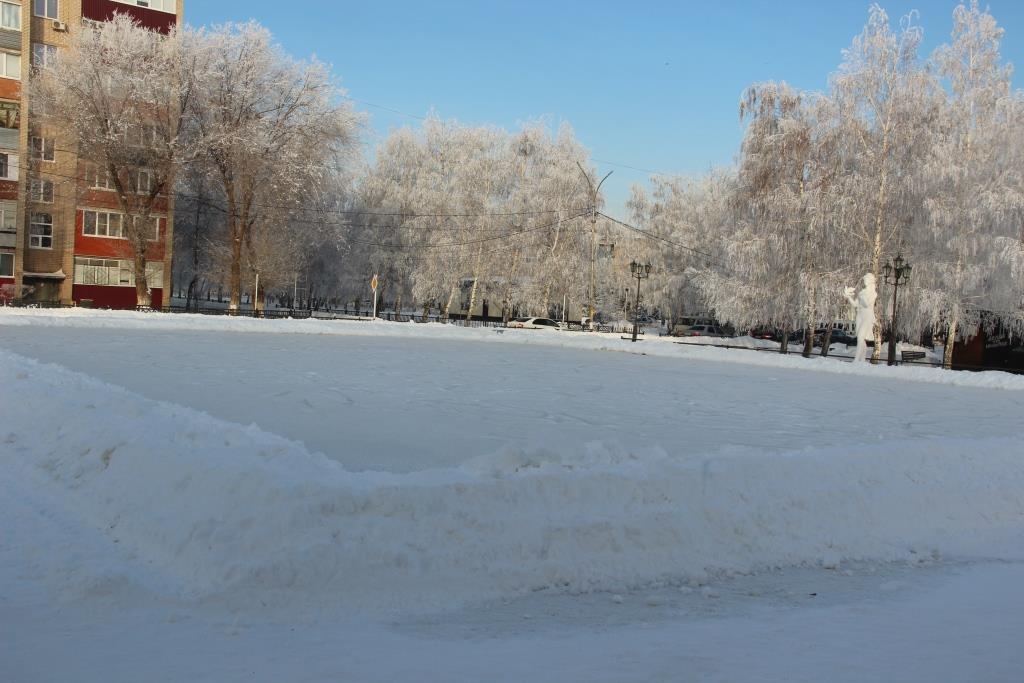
[4,307,1023,391]
[4,347,1023,613]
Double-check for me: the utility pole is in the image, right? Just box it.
[577,163,612,329]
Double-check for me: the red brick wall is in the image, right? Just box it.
[0,179,16,201]
[75,209,166,260]
[81,0,177,33]
[73,283,163,308]
[0,79,20,101]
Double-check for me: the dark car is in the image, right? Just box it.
[788,329,827,347]
[826,329,858,346]
[749,326,778,340]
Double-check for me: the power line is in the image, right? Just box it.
[591,159,668,176]
[339,95,427,122]
[596,211,726,268]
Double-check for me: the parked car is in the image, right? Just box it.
[788,328,828,347]
[678,324,728,338]
[748,326,778,340]
[826,329,858,346]
[671,316,717,336]
[506,317,563,330]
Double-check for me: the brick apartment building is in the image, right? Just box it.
[0,0,182,308]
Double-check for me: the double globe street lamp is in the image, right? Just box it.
[629,260,652,343]
[883,253,912,366]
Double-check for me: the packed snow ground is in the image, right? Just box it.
[2,308,1023,682]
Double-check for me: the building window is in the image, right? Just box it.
[0,101,18,129]
[31,43,57,69]
[83,210,125,238]
[30,136,55,162]
[112,0,175,13]
[74,257,129,286]
[0,251,12,277]
[0,152,18,180]
[0,200,14,232]
[134,169,152,194]
[29,213,52,249]
[126,124,157,148]
[73,257,163,287]
[33,0,57,20]
[0,52,20,80]
[133,215,160,240]
[0,2,19,30]
[87,164,114,190]
[30,179,54,203]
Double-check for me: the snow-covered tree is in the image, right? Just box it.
[30,14,191,306]
[185,22,361,311]
[830,4,938,360]
[914,1,1022,366]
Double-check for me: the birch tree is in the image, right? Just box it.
[914,1,1021,366]
[830,5,937,360]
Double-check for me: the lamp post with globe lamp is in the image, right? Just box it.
[883,254,912,366]
[629,260,651,343]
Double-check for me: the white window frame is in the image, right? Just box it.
[31,43,57,69]
[83,209,125,239]
[30,136,54,162]
[0,251,12,277]
[127,124,158,148]
[73,256,163,288]
[0,200,14,232]
[29,212,52,249]
[132,214,160,241]
[112,0,175,14]
[135,169,153,194]
[30,179,53,203]
[0,100,19,129]
[33,0,58,20]
[73,257,129,286]
[0,152,18,180]
[88,165,115,190]
[0,1,20,30]
[0,51,20,80]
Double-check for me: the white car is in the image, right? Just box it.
[506,317,563,330]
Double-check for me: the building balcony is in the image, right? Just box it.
[82,0,177,33]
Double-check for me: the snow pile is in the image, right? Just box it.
[4,347,1023,613]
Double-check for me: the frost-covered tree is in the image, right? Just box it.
[914,1,1022,366]
[185,22,361,311]
[830,4,938,360]
[357,119,591,322]
[30,14,191,306]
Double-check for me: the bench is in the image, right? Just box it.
[901,350,926,363]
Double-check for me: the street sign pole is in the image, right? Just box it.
[371,274,379,319]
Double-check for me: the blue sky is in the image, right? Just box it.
[185,1,1024,215]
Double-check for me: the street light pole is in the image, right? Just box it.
[577,163,612,330]
[883,254,912,366]
[629,260,651,343]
